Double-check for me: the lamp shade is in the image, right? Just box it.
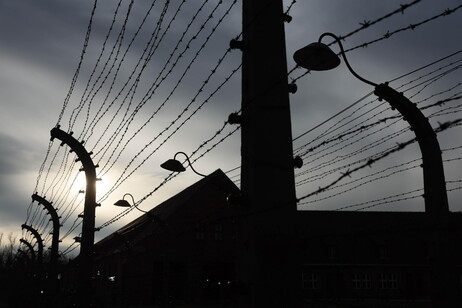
[114,199,132,207]
[293,42,341,71]
[160,159,186,172]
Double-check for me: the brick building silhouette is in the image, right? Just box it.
[79,169,462,307]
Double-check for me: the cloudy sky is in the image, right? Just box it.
[1,0,461,256]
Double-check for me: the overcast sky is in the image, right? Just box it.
[1,0,461,256]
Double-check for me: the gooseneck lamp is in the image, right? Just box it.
[160,151,206,177]
[114,193,148,213]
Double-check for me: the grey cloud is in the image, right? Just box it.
[0,132,34,175]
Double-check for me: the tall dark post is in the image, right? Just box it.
[32,193,61,299]
[22,224,45,294]
[20,238,37,265]
[19,238,40,298]
[50,125,98,308]
[239,0,297,306]
[374,84,459,306]
[21,224,44,268]
[374,84,449,215]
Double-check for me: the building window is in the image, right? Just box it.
[214,223,223,241]
[327,245,337,260]
[379,273,398,289]
[302,272,318,289]
[195,223,205,240]
[379,245,389,260]
[353,272,371,289]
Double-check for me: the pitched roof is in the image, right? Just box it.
[94,169,239,251]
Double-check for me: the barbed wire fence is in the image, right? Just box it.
[20,0,462,258]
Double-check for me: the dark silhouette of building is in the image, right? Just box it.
[82,169,462,307]
[296,211,462,307]
[92,169,240,307]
